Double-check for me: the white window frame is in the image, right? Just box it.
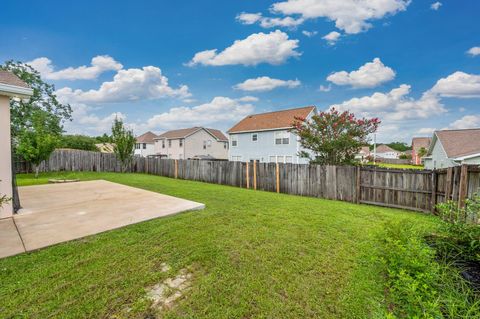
[274,131,290,145]
[251,133,258,142]
[231,135,238,147]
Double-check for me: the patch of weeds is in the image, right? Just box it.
[380,221,480,318]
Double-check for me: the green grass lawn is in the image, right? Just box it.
[1,172,439,318]
[366,162,425,170]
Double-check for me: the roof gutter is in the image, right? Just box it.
[0,83,33,98]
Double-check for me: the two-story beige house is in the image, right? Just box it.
[154,127,229,160]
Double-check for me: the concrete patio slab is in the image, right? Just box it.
[0,218,25,258]
[0,180,204,257]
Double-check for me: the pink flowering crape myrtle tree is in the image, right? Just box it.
[291,108,380,165]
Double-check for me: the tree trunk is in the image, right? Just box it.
[34,165,40,178]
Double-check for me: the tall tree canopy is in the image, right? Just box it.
[16,110,60,178]
[0,60,72,138]
[292,108,380,165]
[111,117,136,172]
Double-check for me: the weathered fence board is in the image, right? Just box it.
[15,149,480,213]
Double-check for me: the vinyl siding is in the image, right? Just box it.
[228,129,309,163]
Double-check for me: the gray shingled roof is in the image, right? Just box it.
[0,71,29,88]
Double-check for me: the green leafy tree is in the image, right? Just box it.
[111,117,135,172]
[292,108,380,165]
[59,135,99,151]
[417,147,428,158]
[16,110,60,178]
[0,60,72,138]
[386,142,411,152]
[94,133,113,143]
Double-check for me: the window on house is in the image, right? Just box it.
[224,142,228,149]
[168,140,172,147]
[143,143,146,149]
[269,156,276,162]
[252,133,258,142]
[179,139,183,147]
[274,131,290,145]
[231,135,238,147]
[231,156,242,161]
[203,141,207,150]
[162,140,165,148]
[285,156,293,163]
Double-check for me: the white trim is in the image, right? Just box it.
[454,152,480,161]
[0,83,33,98]
[228,126,294,134]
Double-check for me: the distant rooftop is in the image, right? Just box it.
[228,106,315,133]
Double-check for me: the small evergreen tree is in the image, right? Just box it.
[16,110,60,178]
[111,117,135,172]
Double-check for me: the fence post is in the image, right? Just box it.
[431,170,437,213]
[355,166,361,204]
[458,164,468,208]
[174,159,178,179]
[445,167,453,201]
[246,161,250,189]
[253,160,257,190]
[275,162,280,193]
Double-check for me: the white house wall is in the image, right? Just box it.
[154,129,228,159]
[0,95,13,218]
[184,129,228,159]
[228,129,309,164]
[134,143,155,157]
[424,139,457,169]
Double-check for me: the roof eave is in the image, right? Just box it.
[0,83,33,99]
[228,126,294,134]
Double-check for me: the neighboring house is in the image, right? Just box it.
[424,128,480,169]
[95,143,115,153]
[154,127,228,160]
[373,144,401,159]
[134,131,158,157]
[355,146,371,163]
[227,106,316,164]
[411,137,431,165]
[0,71,33,218]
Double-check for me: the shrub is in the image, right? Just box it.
[436,197,480,262]
[381,221,480,318]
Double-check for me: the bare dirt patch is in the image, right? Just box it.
[147,266,192,310]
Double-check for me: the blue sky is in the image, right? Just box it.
[1,0,479,142]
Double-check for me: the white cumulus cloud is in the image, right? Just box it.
[430,71,480,98]
[271,0,410,34]
[430,2,442,10]
[447,115,480,130]
[146,97,256,130]
[187,30,300,66]
[322,31,341,45]
[302,30,318,37]
[330,84,446,121]
[27,55,123,80]
[467,47,480,57]
[234,76,300,92]
[236,12,304,28]
[56,66,190,104]
[327,58,396,88]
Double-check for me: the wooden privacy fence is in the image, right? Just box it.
[18,149,480,213]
